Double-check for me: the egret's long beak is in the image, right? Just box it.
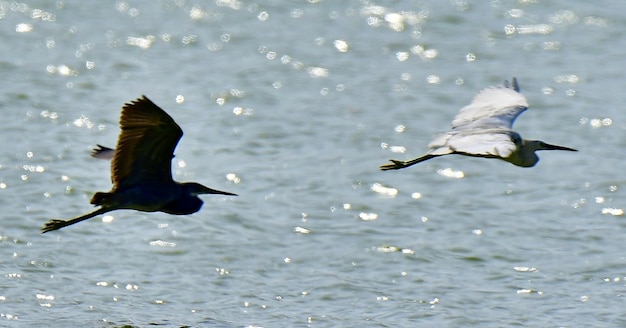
[540,141,577,152]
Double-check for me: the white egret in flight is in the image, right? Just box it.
[380,78,577,170]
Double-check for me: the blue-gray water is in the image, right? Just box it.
[1,1,625,327]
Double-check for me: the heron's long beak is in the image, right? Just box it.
[540,141,577,152]
[199,185,238,196]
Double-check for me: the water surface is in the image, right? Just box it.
[1,1,625,327]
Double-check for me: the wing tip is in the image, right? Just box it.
[124,95,153,108]
[505,77,520,92]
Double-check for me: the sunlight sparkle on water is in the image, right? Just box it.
[32,8,56,21]
[40,110,59,120]
[601,208,624,216]
[549,10,578,25]
[390,146,406,153]
[266,51,277,60]
[290,8,304,18]
[359,212,378,221]
[370,182,398,196]
[257,11,269,21]
[233,107,254,116]
[216,267,229,275]
[542,41,561,51]
[52,65,77,76]
[583,117,612,128]
[554,75,579,83]
[422,49,438,59]
[396,51,409,61]
[361,6,428,32]
[127,36,155,49]
[226,173,241,184]
[149,240,176,247]
[294,226,311,234]
[376,245,402,253]
[516,24,553,35]
[426,75,440,84]
[35,294,54,301]
[333,40,349,52]
[216,0,243,10]
[514,266,538,272]
[507,8,524,18]
[23,165,44,173]
[15,23,33,33]
[73,115,95,129]
[307,67,329,78]
[436,168,464,179]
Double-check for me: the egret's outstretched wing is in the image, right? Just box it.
[450,78,528,131]
[446,130,517,158]
[111,95,183,189]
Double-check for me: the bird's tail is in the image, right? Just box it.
[41,207,112,233]
[90,192,112,206]
[91,144,115,160]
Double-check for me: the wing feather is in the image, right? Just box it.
[450,78,529,130]
[110,96,183,190]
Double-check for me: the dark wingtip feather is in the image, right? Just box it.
[503,77,520,92]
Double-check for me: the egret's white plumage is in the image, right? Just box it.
[380,78,577,170]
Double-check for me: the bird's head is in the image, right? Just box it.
[182,182,237,197]
[509,139,577,167]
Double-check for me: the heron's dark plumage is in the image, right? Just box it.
[42,96,236,233]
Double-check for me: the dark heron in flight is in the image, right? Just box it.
[380,78,577,171]
[42,96,237,233]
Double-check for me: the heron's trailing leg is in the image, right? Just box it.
[42,207,113,233]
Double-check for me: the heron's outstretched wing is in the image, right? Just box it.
[111,95,183,189]
[450,78,529,131]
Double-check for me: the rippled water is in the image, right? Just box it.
[1,1,625,327]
